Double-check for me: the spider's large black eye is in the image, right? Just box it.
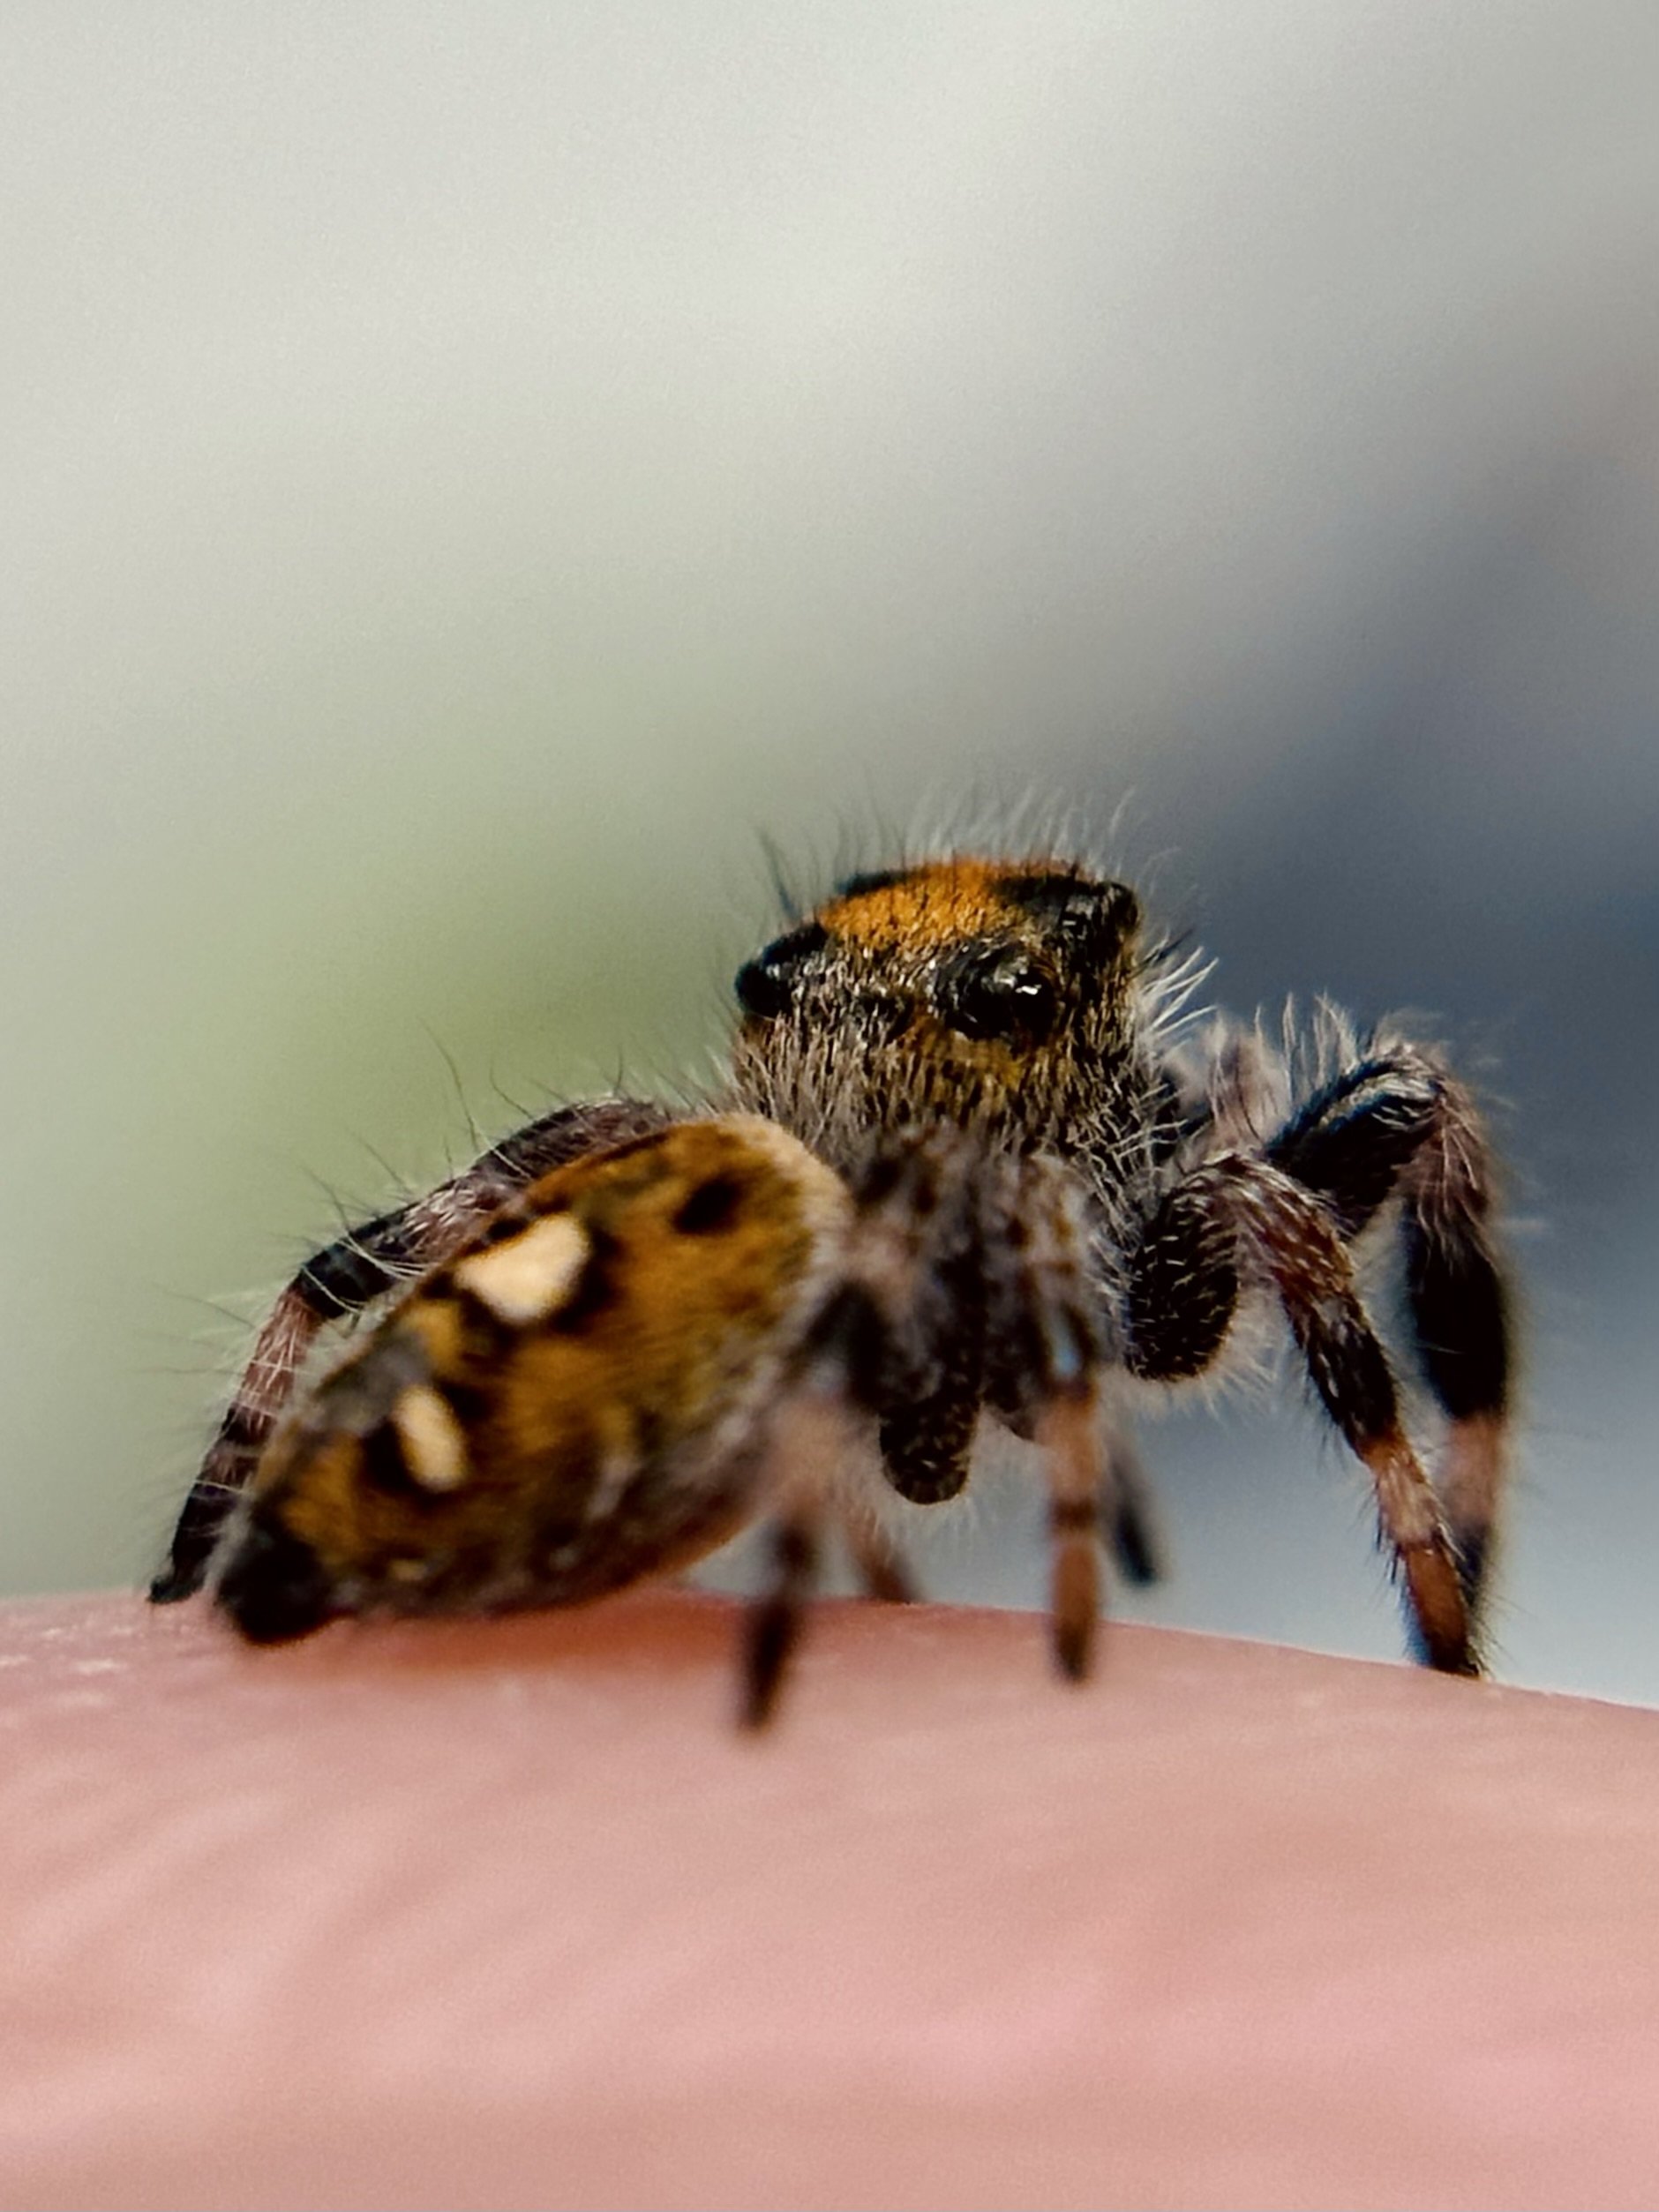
[734,921,828,1021]
[937,950,1060,1046]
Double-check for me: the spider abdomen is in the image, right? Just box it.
[214,1117,852,1641]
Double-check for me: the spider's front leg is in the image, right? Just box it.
[151,1097,668,1603]
[980,1154,1115,1679]
[1125,1156,1477,1676]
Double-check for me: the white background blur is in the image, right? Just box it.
[4,4,1656,1698]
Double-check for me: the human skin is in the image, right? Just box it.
[3,1588,1657,2210]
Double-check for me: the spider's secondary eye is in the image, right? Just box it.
[999,874,1141,963]
[938,952,1060,1046]
[734,921,828,1021]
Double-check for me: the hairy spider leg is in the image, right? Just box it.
[1125,1154,1476,1676]
[1098,1415,1162,1587]
[1264,1050,1512,1612]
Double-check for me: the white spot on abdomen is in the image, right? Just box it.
[392,1383,471,1492]
[454,1212,589,1325]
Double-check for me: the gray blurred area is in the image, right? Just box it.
[4,6,1655,1698]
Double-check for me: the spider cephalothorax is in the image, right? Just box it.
[153,849,1513,1723]
[732,859,1170,1179]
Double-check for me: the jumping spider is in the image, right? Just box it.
[154,855,1512,1722]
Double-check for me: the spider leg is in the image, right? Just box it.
[151,1248,406,1606]
[1128,1155,1475,1675]
[1400,1094,1510,1611]
[995,1397,1160,1584]
[739,1391,844,1728]
[1265,1050,1512,1611]
[845,1513,919,1605]
[741,1500,826,1729]
[1100,1415,1162,1586]
[152,1097,667,1604]
[980,1155,1110,1681]
[1036,1392,1106,1679]
[739,1357,930,1728]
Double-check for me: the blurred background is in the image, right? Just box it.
[4,4,1655,1699]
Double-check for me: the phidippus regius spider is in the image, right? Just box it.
[153,854,1512,1723]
